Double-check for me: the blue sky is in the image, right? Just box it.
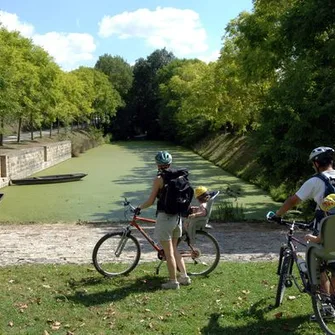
[0,0,253,70]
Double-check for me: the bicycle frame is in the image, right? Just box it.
[129,214,163,254]
[280,222,309,291]
[123,201,208,261]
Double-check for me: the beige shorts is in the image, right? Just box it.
[154,212,182,242]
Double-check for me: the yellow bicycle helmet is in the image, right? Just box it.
[320,194,335,212]
[195,186,208,198]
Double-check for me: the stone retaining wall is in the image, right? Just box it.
[0,141,71,188]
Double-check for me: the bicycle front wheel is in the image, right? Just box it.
[178,230,220,276]
[92,232,141,277]
[275,254,293,307]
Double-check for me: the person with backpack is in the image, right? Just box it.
[136,151,193,290]
[268,146,335,320]
[270,146,335,225]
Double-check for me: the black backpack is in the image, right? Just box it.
[159,168,194,217]
[315,173,335,199]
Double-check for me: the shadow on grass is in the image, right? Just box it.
[201,313,310,335]
[200,299,311,335]
[60,274,163,306]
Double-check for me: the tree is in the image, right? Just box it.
[128,48,175,139]
[255,0,335,191]
[0,28,20,145]
[94,54,133,100]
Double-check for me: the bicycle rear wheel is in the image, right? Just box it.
[178,230,220,276]
[275,254,293,307]
[311,281,335,334]
[92,232,141,277]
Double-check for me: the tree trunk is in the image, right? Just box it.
[39,128,42,138]
[17,117,22,143]
[0,117,4,146]
[49,123,53,138]
[30,113,34,141]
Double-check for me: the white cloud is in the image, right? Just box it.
[0,10,96,70]
[98,7,208,56]
[198,50,221,63]
[33,33,96,70]
[0,10,34,37]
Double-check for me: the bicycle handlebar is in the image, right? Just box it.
[278,219,311,230]
[266,211,311,230]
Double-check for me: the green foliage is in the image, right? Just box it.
[255,0,335,187]
[94,54,133,100]
[126,48,175,139]
[211,201,245,222]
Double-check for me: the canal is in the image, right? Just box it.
[0,141,278,223]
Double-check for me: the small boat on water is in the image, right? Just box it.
[10,173,87,185]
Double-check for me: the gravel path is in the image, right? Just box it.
[0,221,307,266]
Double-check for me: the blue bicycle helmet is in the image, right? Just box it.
[155,151,172,165]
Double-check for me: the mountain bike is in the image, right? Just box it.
[267,212,312,307]
[92,198,221,277]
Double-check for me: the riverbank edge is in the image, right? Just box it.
[0,129,104,189]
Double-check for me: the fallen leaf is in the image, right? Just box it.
[51,321,61,330]
[242,290,250,295]
[287,296,296,300]
[43,331,50,335]
[8,321,14,327]
[274,312,283,319]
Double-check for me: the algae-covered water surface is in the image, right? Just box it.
[0,142,279,223]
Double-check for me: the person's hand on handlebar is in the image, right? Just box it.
[266,211,282,224]
[134,207,141,215]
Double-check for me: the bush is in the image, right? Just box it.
[211,201,245,222]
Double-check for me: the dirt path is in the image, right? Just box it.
[0,221,307,266]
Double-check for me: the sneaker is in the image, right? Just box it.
[310,305,335,322]
[178,275,192,285]
[161,281,180,290]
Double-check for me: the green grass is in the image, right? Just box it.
[0,262,324,335]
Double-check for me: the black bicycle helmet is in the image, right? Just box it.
[155,151,172,165]
[309,147,335,162]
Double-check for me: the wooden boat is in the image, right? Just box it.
[10,173,87,185]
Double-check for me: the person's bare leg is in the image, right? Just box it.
[321,271,330,294]
[160,240,177,281]
[172,237,186,275]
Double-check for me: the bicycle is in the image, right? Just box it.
[306,214,335,335]
[266,212,312,308]
[92,198,221,277]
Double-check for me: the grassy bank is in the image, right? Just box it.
[193,133,289,203]
[0,262,321,335]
